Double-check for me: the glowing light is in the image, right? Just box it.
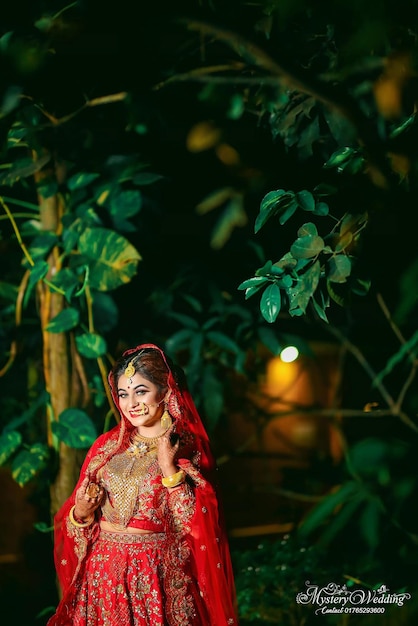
[280,346,299,363]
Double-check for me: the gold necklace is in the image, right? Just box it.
[126,430,164,457]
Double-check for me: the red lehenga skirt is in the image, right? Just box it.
[69,530,206,626]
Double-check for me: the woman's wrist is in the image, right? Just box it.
[161,469,185,488]
[73,506,89,522]
[161,465,178,478]
[69,504,94,527]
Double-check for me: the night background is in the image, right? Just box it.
[1,0,418,624]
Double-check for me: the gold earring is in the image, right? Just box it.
[160,406,172,431]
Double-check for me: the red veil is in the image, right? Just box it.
[49,343,238,626]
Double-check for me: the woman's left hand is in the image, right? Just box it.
[157,426,180,476]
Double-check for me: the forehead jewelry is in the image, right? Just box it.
[124,360,136,385]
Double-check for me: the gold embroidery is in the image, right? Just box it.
[100,449,158,528]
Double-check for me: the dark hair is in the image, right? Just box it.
[112,348,170,393]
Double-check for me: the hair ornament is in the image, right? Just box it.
[124,361,135,382]
[124,350,145,383]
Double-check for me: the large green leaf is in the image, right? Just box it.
[51,408,97,448]
[0,430,22,465]
[77,227,141,291]
[46,307,80,333]
[76,332,107,358]
[11,443,49,486]
[260,282,281,323]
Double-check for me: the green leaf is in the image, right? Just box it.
[342,155,365,175]
[46,308,80,333]
[260,283,281,323]
[257,326,282,355]
[296,190,315,212]
[77,227,141,291]
[297,222,318,237]
[11,443,49,486]
[389,113,416,139]
[238,276,269,299]
[24,261,49,308]
[311,292,329,323]
[298,480,359,538]
[287,261,321,316]
[323,146,357,169]
[166,329,195,353]
[49,268,81,302]
[327,255,352,283]
[313,201,329,216]
[92,292,119,333]
[67,172,100,191]
[207,331,240,354]
[76,333,107,358]
[0,430,22,465]
[0,281,18,301]
[133,172,164,185]
[109,189,142,218]
[51,408,97,448]
[290,234,324,259]
[318,494,363,546]
[255,190,296,233]
[28,260,49,282]
[33,522,53,533]
[374,329,418,386]
[327,280,346,306]
[210,197,247,249]
[28,233,58,261]
[168,312,200,329]
[359,501,381,550]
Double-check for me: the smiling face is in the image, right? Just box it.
[117,371,167,435]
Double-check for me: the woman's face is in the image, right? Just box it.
[117,371,166,433]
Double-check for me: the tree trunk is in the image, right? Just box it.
[36,169,79,516]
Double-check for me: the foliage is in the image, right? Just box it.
[1,0,418,622]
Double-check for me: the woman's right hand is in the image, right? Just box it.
[74,476,104,520]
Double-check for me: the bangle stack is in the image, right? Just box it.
[69,504,95,528]
[161,469,185,488]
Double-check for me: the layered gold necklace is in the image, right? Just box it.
[126,430,163,457]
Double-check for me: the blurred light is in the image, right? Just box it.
[280,346,299,363]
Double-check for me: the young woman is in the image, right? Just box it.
[47,343,238,626]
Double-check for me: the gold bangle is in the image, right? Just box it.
[69,504,94,528]
[161,469,185,488]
